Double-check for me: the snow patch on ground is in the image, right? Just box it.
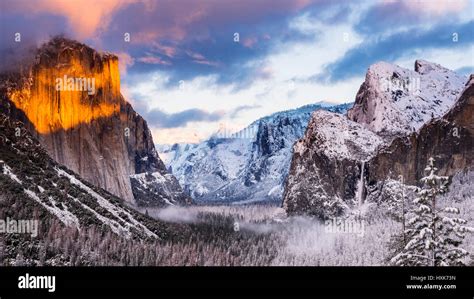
[24,189,80,229]
[1,161,22,184]
[55,167,157,238]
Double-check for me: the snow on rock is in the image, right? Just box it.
[284,60,471,218]
[129,171,188,207]
[131,171,167,185]
[1,161,22,184]
[302,110,384,160]
[0,112,161,241]
[1,161,81,229]
[164,137,251,202]
[348,60,466,138]
[56,167,157,238]
[24,189,80,229]
[159,102,352,204]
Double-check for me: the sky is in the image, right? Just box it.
[1,0,473,144]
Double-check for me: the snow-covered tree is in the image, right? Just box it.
[391,157,474,266]
[383,176,409,244]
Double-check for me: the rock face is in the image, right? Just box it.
[159,103,352,204]
[347,60,465,139]
[0,113,160,239]
[283,60,470,218]
[283,111,383,217]
[0,37,187,206]
[367,76,474,197]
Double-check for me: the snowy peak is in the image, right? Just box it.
[283,60,471,218]
[414,59,449,75]
[283,109,381,218]
[366,76,474,195]
[347,60,466,137]
[297,110,384,160]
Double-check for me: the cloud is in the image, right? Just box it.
[229,105,262,118]
[355,0,470,35]
[137,54,172,65]
[185,50,220,67]
[0,12,66,71]
[402,0,468,16]
[0,0,340,90]
[142,103,262,128]
[2,0,471,145]
[152,41,178,58]
[151,127,203,144]
[305,0,353,24]
[97,0,325,89]
[242,37,259,49]
[116,52,135,75]
[146,206,198,223]
[1,0,134,39]
[144,108,225,128]
[2,0,469,89]
[316,20,474,83]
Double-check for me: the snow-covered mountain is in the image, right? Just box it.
[367,74,474,203]
[283,60,471,218]
[158,102,352,204]
[284,110,384,217]
[348,60,465,139]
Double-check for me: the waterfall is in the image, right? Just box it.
[356,161,365,206]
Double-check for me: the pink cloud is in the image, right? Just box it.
[3,0,317,41]
[185,50,206,60]
[137,54,171,65]
[258,66,274,80]
[243,37,258,49]
[382,0,469,16]
[193,59,220,67]
[185,50,219,67]
[3,0,137,39]
[152,42,178,58]
[116,51,135,75]
[151,127,203,144]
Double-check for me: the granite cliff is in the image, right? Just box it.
[0,37,187,206]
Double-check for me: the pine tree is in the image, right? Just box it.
[391,158,474,266]
[385,176,409,244]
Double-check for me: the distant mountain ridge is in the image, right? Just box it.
[158,102,352,204]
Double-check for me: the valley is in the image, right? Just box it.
[0,37,472,267]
